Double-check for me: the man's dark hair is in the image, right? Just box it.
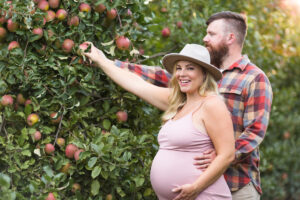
[206,11,247,46]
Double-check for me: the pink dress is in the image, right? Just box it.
[150,109,232,200]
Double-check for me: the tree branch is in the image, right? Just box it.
[53,106,64,146]
[116,9,122,27]
[136,45,178,64]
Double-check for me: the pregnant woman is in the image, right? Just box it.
[83,43,235,199]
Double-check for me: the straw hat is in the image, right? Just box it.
[162,44,222,81]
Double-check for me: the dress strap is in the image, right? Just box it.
[192,95,218,115]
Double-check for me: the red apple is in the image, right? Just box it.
[45,10,56,22]
[27,113,39,126]
[46,192,56,200]
[32,27,43,39]
[6,18,18,32]
[8,41,20,51]
[45,143,55,155]
[116,111,128,122]
[0,15,6,25]
[62,39,74,53]
[71,183,81,193]
[160,7,167,13]
[116,36,130,50]
[77,42,89,55]
[106,9,117,20]
[68,16,80,27]
[56,137,65,147]
[48,0,60,9]
[74,149,84,161]
[0,27,7,40]
[161,27,170,38]
[1,95,13,106]
[176,21,183,28]
[17,94,26,105]
[65,144,78,159]
[283,131,290,139]
[56,9,67,21]
[38,0,49,11]
[25,99,32,106]
[50,112,62,123]
[79,3,91,12]
[281,172,288,180]
[94,3,106,13]
[32,131,42,141]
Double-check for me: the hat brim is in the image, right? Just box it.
[162,53,222,81]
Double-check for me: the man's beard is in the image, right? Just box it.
[206,42,229,69]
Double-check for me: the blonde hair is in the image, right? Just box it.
[162,62,220,122]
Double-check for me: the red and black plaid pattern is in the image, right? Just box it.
[114,56,273,194]
[115,60,171,87]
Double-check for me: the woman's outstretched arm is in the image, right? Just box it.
[83,42,170,111]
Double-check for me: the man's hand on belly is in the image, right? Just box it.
[193,149,216,170]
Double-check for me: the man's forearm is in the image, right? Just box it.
[114,60,171,87]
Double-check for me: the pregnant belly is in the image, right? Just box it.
[150,149,231,200]
[150,149,203,200]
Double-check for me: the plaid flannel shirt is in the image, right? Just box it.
[114,56,273,194]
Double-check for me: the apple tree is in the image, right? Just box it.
[0,0,161,199]
[1,0,300,199]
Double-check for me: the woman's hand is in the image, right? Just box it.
[81,42,108,66]
[172,184,200,200]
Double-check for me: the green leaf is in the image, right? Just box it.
[21,150,31,157]
[91,143,103,155]
[87,157,97,168]
[133,176,144,187]
[143,188,152,196]
[102,101,110,112]
[101,170,109,180]
[0,173,11,189]
[102,119,111,130]
[123,92,137,100]
[116,186,126,197]
[43,166,54,178]
[91,180,100,196]
[91,166,101,179]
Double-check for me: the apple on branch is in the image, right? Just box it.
[27,113,39,126]
[45,143,55,155]
[56,9,67,21]
[116,111,128,122]
[1,94,13,106]
[0,27,7,41]
[62,39,74,53]
[38,0,49,11]
[65,144,78,159]
[94,3,106,13]
[49,0,60,9]
[116,36,131,51]
[161,27,171,38]
[6,18,18,32]
[79,3,91,13]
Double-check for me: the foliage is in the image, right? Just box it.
[0,0,299,199]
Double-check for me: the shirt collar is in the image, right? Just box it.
[223,55,250,72]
